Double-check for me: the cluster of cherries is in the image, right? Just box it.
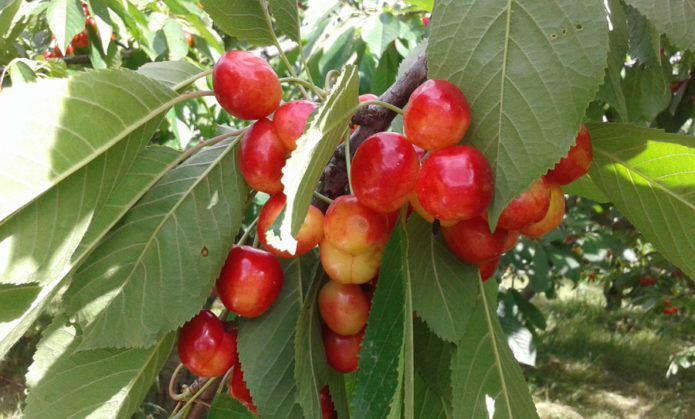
[176,49,593,415]
[43,2,93,59]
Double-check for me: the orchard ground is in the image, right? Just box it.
[1,281,692,418]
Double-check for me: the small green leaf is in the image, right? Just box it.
[407,215,479,343]
[87,0,113,53]
[265,65,358,254]
[597,0,629,122]
[450,280,538,418]
[370,44,400,95]
[24,317,175,419]
[163,19,189,60]
[200,0,274,46]
[625,4,661,67]
[624,0,695,52]
[0,284,40,321]
[413,317,453,409]
[7,60,36,84]
[622,64,670,121]
[498,293,537,366]
[352,222,409,418]
[137,61,203,91]
[46,0,83,53]
[209,394,257,419]
[363,12,401,58]
[404,0,433,11]
[587,122,695,280]
[268,0,301,42]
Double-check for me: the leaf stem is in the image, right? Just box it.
[343,126,354,195]
[179,129,245,161]
[237,215,260,246]
[168,363,188,401]
[169,376,219,418]
[353,99,405,115]
[172,68,213,92]
[312,191,334,204]
[278,77,326,98]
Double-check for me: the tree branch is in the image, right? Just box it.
[315,51,428,208]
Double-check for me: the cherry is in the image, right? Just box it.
[520,182,565,238]
[318,281,370,336]
[415,145,494,222]
[502,230,519,253]
[53,45,64,58]
[177,310,237,377]
[442,216,508,263]
[216,245,284,318]
[273,100,318,151]
[478,255,501,281]
[319,239,383,285]
[229,361,258,415]
[496,178,552,231]
[351,132,420,213]
[81,2,89,16]
[257,193,324,258]
[403,79,471,150]
[213,50,282,120]
[71,31,89,49]
[323,195,390,253]
[545,124,592,185]
[184,32,194,47]
[238,118,288,194]
[322,325,364,373]
[319,386,337,419]
[43,50,54,59]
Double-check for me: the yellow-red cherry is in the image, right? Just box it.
[273,100,317,151]
[177,310,237,377]
[545,124,593,185]
[213,50,282,120]
[238,118,288,194]
[318,281,370,336]
[229,360,258,416]
[257,193,324,258]
[520,182,565,238]
[497,178,552,231]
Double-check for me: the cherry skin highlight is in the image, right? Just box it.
[257,194,324,258]
[238,118,288,194]
[273,100,318,151]
[416,145,494,222]
[545,124,593,185]
[213,50,282,120]
[403,79,471,150]
[351,132,420,213]
[216,245,284,318]
[318,281,370,336]
[496,178,552,231]
[322,325,364,373]
[177,310,237,377]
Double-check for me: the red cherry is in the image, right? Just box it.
[320,386,337,419]
[273,100,318,151]
[664,300,671,306]
[422,16,431,27]
[177,310,237,377]
[545,124,593,185]
[442,217,508,263]
[216,245,284,318]
[257,193,324,258]
[502,230,519,253]
[351,132,420,213]
[184,32,194,47]
[322,325,364,373]
[359,93,378,102]
[318,281,370,336]
[238,118,288,194]
[416,145,494,222]
[65,43,74,55]
[478,256,501,281]
[213,50,282,120]
[71,31,89,49]
[229,361,258,415]
[53,45,64,57]
[81,2,90,16]
[43,50,55,59]
[85,17,96,30]
[520,182,565,238]
[497,178,552,231]
[323,195,391,253]
[403,79,471,150]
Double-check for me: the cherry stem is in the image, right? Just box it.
[177,89,215,102]
[278,77,326,98]
[342,126,354,195]
[324,70,341,91]
[236,215,260,246]
[353,99,404,116]
[174,377,218,415]
[172,68,213,92]
[168,363,188,401]
[312,191,333,204]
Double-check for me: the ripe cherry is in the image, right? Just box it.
[184,32,194,47]
[502,230,519,253]
[323,195,390,253]
[416,145,494,222]
[403,79,471,150]
[545,124,593,185]
[177,310,237,377]
[442,216,508,263]
[213,50,282,120]
[318,281,370,336]
[320,386,337,419]
[351,132,420,213]
[319,239,383,285]
[273,100,317,151]
[216,245,284,318]
[257,193,324,258]
[71,31,89,49]
[230,361,258,415]
[520,182,565,238]
[479,255,501,281]
[497,178,552,231]
[43,49,54,59]
[322,325,364,373]
[238,118,288,194]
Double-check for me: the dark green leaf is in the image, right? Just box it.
[414,373,448,419]
[624,0,695,52]
[530,244,550,292]
[370,44,400,96]
[623,64,671,121]
[498,293,537,366]
[562,174,611,203]
[201,0,274,46]
[597,0,629,122]
[428,0,610,225]
[625,4,661,67]
[413,317,453,408]
[208,394,257,419]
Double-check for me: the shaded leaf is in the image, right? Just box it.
[209,394,256,419]
[587,122,695,280]
[200,0,274,46]
[163,19,189,61]
[428,0,609,225]
[407,214,479,343]
[625,4,660,67]
[268,0,300,42]
[450,280,538,418]
[413,317,453,409]
[0,284,40,321]
[46,0,83,53]
[137,61,203,91]
[414,373,448,419]
[363,12,401,58]
[624,0,695,52]
[63,138,249,349]
[562,174,611,203]
[597,0,629,122]
[498,294,537,366]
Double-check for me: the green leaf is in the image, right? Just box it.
[137,60,203,91]
[208,394,257,419]
[0,146,180,360]
[0,70,178,286]
[427,0,610,225]
[87,0,114,53]
[562,174,611,203]
[597,0,629,122]
[413,317,453,411]
[625,4,660,67]
[63,137,249,349]
[265,65,358,254]
[200,0,274,46]
[0,0,22,38]
[268,0,300,42]
[237,252,320,418]
[587,122,695,280]
[318,26,356,80]
[363,12,401,58]
[414,374,448,419]
[0,284,40,321]
[450,279,538,418]
[163,19,189,60]
[46,0,84,53]
[498,293,537,366]
[370,43,400,96]
[352,222,409,418]
[407,214,479,343]
[529,244,550,292]
[7,59,36,84]
[24,317,175,419]
[624,0,695,52]
[404,0,434,12]
[623,64,671,121]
